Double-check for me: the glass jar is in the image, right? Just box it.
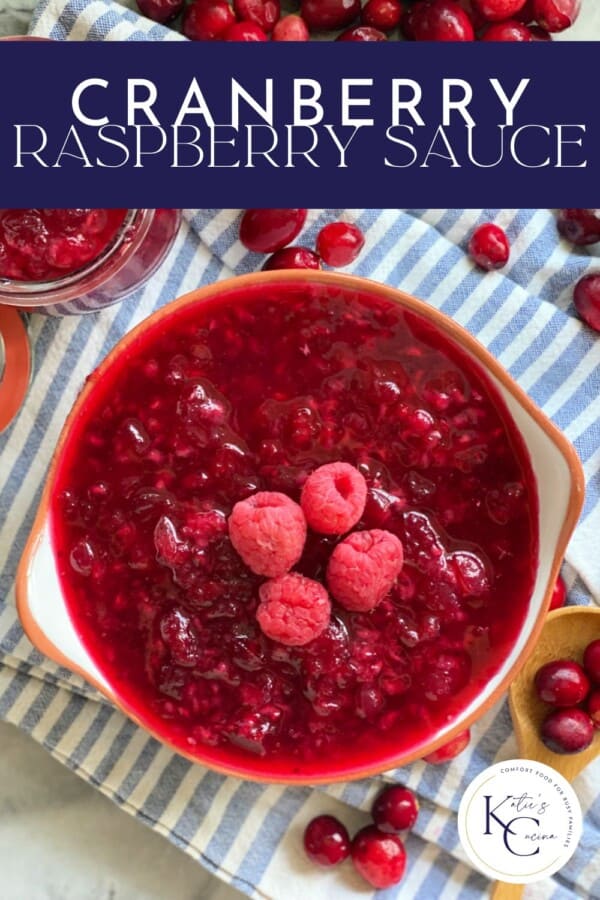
[0,209,182,316]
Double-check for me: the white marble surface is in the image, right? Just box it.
[0,720,241,900]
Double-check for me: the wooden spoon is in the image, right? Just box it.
[490,605,600,900]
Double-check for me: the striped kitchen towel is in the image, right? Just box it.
[0,11,595,895]
[2,205,600,899]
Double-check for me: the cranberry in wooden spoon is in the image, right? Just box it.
[534,659,590,706]
[541,708,594,754]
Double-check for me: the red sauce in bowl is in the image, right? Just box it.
[51,280,538,777]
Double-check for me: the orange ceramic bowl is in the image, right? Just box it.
[17,271,584,783]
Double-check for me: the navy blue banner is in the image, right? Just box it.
[0,41,597,207]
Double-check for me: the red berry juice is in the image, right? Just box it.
[0,209,128,282]
[51,280,538,776]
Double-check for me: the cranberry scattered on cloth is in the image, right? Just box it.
[303,815,351,866]
[468,222,510,270]
[351,826,407,889]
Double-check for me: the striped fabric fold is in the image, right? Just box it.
[0,8,593,896]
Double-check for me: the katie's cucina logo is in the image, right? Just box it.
[457,759,582,884]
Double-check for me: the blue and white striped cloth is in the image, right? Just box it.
[2,204,600,899]
[0,9,594,895]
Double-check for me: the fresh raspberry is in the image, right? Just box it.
[301,462,368,534]
[228,492,307,577]
[257,573,331,646]
[326,529,404,612]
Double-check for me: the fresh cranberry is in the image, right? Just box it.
[401,4,417,37]
[337,24,387,39]
[549,575,567,611]
[224,20,268,38]
[262,247,321,269]
[316,222,365,267]
[556,209,600,246]
[234,0,280,31]
[300,0,361,31]
[403,0,475,41]
[514,0,535,18]
[240,209,307,253]
[136,0,184,23]
[532,0,580,31]
[351,826,406,889]
[361,0,402,30]
[541,708,594,754]
[372,786,419,833]
[271,13,310,38]
[573,274,600,333]
[473,0,526,21]
[182,0,236,39]
[534,659,590,707]
[481,19,533,38]
[583,639,600,685]
[468,223,510,271]
[304,815,351,866]
[587,689,600,729]
[422,729,471,763]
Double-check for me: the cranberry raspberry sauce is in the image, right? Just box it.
[0,209,127,282]
[51,282,538,776]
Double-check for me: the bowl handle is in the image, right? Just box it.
[16,519,115,698]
